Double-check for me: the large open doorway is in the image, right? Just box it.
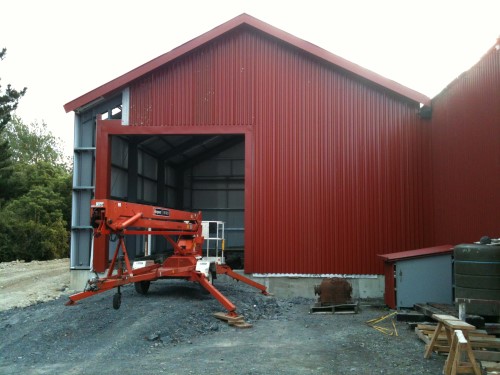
[108,134,246,269]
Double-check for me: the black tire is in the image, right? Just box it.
[113,292,122,310]
[455,274,500,290]
[455,286,500,300]
[134,281,151,295]
[454,244,500,261]
[454,244,500,319]
[454,261,500,276]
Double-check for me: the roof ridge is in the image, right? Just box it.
[64,13,430,113]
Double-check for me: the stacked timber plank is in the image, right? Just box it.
[213,312,253,328]
[416,322,500,374]
[310,301,360,314]
[414,303,485,328]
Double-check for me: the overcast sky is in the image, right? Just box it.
[2,0,499,157]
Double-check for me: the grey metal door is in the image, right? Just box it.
[396,255,452,308]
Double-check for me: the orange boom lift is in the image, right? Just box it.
[66,199,269,318]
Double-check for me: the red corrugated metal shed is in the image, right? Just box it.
[378,245,453,308]
[65,14,435,275]
[430,39,500,246]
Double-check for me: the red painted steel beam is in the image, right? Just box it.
[383,262,396,309]
[243,129,253,273]
[66,267,160,305]
[97,120,251,135]
[93,119,112,272]
[157,266,197,278]
[95,120,112,199]
[94,199,200,223]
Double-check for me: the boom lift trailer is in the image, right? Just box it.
[66,199,269,319]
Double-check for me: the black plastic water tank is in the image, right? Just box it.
[454,243,500,318]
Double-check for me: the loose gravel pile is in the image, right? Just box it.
[0,275,446,375]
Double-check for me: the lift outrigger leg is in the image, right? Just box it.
[65,199,270,321]
[216,264,270,296]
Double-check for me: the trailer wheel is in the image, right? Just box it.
[454,244,500,262]
[134,281,151,295]
[209,262,217,283]
[113,292,121,310]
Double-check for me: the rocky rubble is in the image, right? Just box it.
[0,271,446,375]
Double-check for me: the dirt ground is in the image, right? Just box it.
[0,258,71,311]
[0,259,446,374]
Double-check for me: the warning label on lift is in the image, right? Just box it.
[153,208,170,217]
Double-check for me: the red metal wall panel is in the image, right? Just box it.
[128,29,433,275]
[430,43,500,245]
[250,50,432,274]
[129,31,256,127]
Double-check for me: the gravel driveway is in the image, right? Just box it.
[0,274,445,375]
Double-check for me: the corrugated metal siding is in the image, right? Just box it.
[251,43,432,274]
[430,44,500,245]
[129,31,256,126]
[128,29,433,274]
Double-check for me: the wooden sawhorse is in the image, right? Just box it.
[443,329,481,375]
[423,314,480,375]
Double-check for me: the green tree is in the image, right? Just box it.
[2,117,72,203]
[0,48,27,196]
[0,116,72,261]
[6,116,63,165]
[0,186,68,261]
[0,49,71,262]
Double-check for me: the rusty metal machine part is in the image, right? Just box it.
[66,199,269,318]
[314,277,352,306]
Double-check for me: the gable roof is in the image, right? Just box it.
[64,13,430,113]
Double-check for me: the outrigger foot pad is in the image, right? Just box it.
[213,312,253,329]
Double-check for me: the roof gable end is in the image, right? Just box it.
[64,13,430,113]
